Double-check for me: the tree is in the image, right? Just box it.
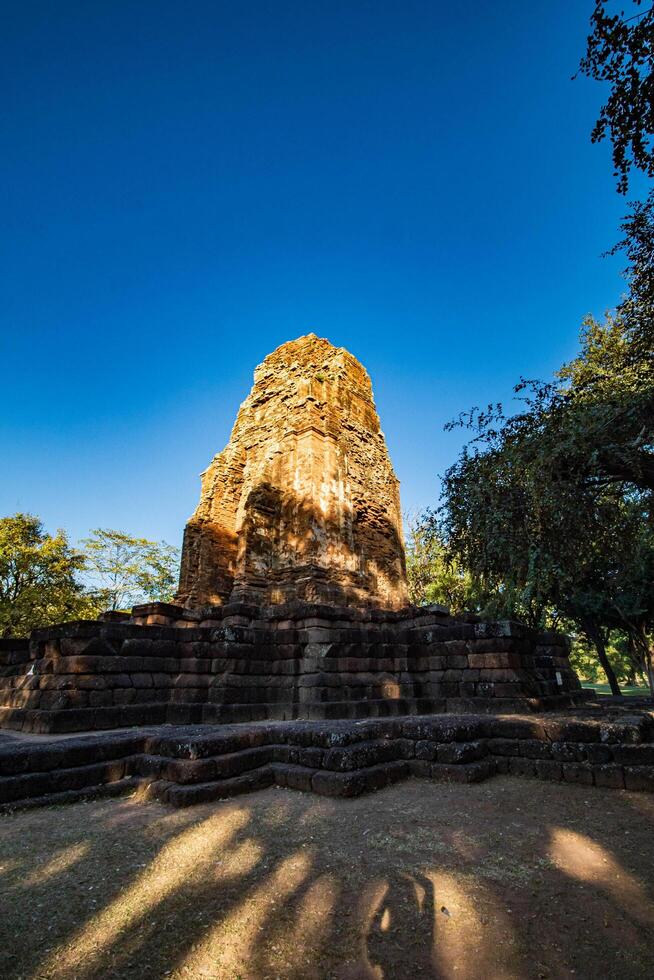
[404,511,535,621]
[578,0,654,194]
[404,512,473,611]
[0,514,100,637]
[568,631,648,687]
[596,501,654,690]
[551,313,652,495]
[571,4,654,495]
[608,187,654,360]
[80,529,180,611]
[427,3,654,694]
[437,322,654,695]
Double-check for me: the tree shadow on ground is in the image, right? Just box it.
[1,777,654,979]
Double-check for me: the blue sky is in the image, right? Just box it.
[1,1,645,550]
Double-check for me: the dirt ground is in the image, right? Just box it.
[1,777,653,980]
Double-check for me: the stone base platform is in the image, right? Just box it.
[0,601,589,735]
[1,704,653,811]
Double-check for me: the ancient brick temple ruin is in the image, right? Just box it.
[2,335,652,810]
[177,333,407,609]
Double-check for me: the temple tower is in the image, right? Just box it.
[177,333,408,608]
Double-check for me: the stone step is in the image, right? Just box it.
[0,776,143,813]
[0,714,652,810]
[0,758,133,805]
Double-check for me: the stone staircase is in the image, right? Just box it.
[1,709,652,811]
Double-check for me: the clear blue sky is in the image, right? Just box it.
[1,1,645,550]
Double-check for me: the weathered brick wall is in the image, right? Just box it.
[0,603,585,734]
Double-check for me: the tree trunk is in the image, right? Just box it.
[599,450,654,494]
[584,622,622,696]
[625,636,640,687]
[647,660,654,698]
[638,629,654,699]
[627,626,654,699]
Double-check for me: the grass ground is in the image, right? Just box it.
[1,777,653,980]
[581,681,651,696]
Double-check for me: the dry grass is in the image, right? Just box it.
[1,776,654,979]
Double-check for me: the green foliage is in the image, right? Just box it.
[607,188,654,361]
[404,513,473,612]
[404,512,548,623]
[433,172,654,690]
[0,517,181,637]
[578,0,654,194]
[80,529,180,611]
[435,302,654,693]
[0,514,101,638]
[419,15,654,693]
[570,632,648,686]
